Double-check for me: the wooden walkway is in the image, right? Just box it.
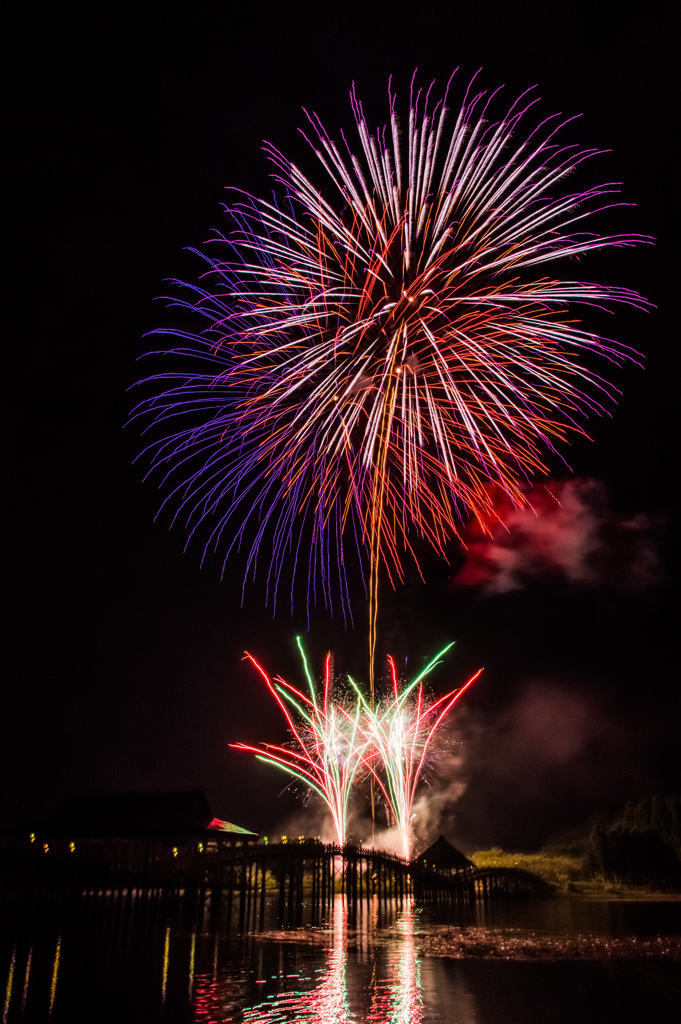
[6,835,549,928]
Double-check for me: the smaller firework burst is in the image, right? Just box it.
[231,638,372,845]
[233,640,481,857]
[351,647,482,860]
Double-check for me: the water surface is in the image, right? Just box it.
[2,893,679,1022]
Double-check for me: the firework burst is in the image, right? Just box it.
[233,640,480,856]
[351,645,482,859]
[231,639,371,845]
[132,71,649,622]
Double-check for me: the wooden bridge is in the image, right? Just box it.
[9,834,549,930]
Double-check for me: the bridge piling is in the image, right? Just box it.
[17,838,544,931]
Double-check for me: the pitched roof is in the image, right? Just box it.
[416,834,474,869]
[48,791,257,838]
[208,817,257,835]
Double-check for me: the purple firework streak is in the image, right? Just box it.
[131,71,650,619]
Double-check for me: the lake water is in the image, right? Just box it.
[2,892,680,1022]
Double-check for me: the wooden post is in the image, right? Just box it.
[259,848,266,926]
[278,848,286,921]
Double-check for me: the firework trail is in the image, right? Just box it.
[351,645,482,860]
[132,71,649,681]
[231,638,371,845]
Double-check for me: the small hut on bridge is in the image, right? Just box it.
[415,835,474,880]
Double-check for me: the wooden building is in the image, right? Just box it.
[46,789,256,842]
[415,834,474,876]
[24,790,257,886]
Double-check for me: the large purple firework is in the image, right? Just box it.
[132,71,649,617]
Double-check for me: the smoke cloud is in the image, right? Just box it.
[444,679,656,851]
[270,736,471,857]
[454,478,663,595]
[408,736,467,854]
[264,672,652,854]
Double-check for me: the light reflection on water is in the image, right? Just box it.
[2,893,680,1022]
[235,898,425,1023]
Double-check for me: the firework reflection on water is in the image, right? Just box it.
[3,894,680,1022]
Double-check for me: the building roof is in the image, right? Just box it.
[47,790,257,838]
[416,834,474,869]
[207,817,257,835]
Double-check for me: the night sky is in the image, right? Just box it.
[6,1,677,852]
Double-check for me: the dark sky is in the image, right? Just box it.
[5,1,677,851]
